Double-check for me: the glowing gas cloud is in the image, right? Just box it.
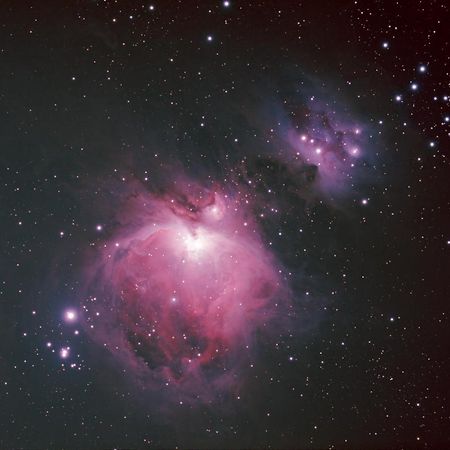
[283,102,372,197]
[82,180,290,402]
[79,97,374,406]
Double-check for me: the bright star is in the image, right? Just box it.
[64,309,77,322]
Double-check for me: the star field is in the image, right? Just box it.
[0,1,449,449]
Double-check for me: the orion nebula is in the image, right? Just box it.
[79,94,372,407]
[75,86,376,411]
[82,178,291,402]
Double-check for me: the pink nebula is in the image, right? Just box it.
[82,179,290,402]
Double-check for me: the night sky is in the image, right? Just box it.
[1,1,449,449]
